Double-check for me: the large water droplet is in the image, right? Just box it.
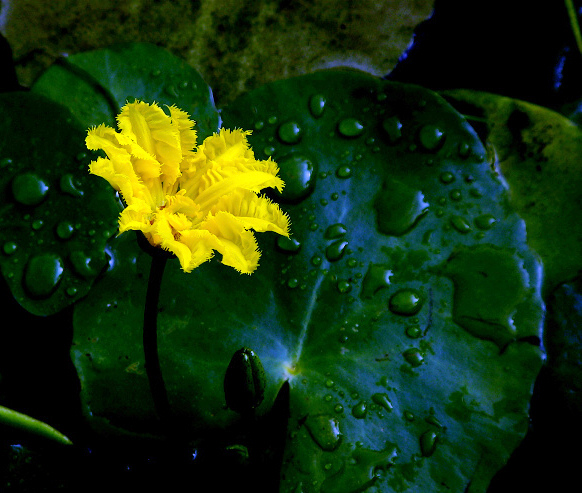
[450,215,472,234]
[374,180,429,236]
[382,117,403,144]
[419,430,439,457]
[69,251,103,278]
[309,94,326,118]
[59,173,84,197]
[3,241,17,256]
[325,223,347,239]
[12,173,49,206]
[351,401,367,419]
[338,118,365,138]
[371,393,393,412]
[24,253,64,298]
[360,264,392,299]
[403,348,424,367]
[276,153,316,202]
[278,121,303,144]
[304,415,342,451]
[389,289,423,316]
[325,240,348,261]
[276,236,301,253]
[418,124,445,152]
[474,214,497,230]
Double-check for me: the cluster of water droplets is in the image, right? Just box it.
[245,82,533,493]
[0,153,115,306]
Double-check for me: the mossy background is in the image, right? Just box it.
[0,0,581,491]
[0,0,433,104]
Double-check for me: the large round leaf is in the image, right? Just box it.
[72,71,544,492]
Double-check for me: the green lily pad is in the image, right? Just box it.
[31,42,220,141]
[72,71,544,492]
[0,92,119,316]
[440,89,582,293]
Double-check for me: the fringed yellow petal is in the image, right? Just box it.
[212,190,290,236]
[152,211,194,268]
[194,166,285,212]
[201,211,261,274]
[117,101,183,191]
[117,101,168,155]
[198,128,255,163]
[163,191,201,218]
[178,229,220,272]
[168,104,197,158]
[87,125,159,207]
[118,200,154,235]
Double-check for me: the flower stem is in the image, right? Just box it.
[143,254,171,427]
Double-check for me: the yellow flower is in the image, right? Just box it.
[86,100,290,274]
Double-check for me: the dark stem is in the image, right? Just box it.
[143,254,171,427]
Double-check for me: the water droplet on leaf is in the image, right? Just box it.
[336,165,352,178]
[12,173,49,206]
[474,214,497,230]
[24,253,64,298]
[371,393,393,412]
[374,180,429,236]
[338,118,365,138]
[31,219,44,230]
[382,117,403,144]
[3,241,17,255]
[337,280,352,294]
[276,154,316,202]
[403,348,424,367]
[449,189,462,201]
[278,121,303,144]
[69,251,103,278]
[351,401,367,419]
[309,94,326,117]
[56,221,75,240]
[361,264,392,299]
[450,215,472,234]
[263,146,275,157]
[304,415,342,451]
[389,289,423,316]
[439,171,455,184]
[326,240,348,261]
[325,223,347,239]
[277,236,301,253]
[418,124,445,152]
[405,326,422,338]
[59,173,84,197]
[419,430,439,457]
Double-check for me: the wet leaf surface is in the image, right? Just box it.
[0,92,119,315]
[72,70,544,492]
